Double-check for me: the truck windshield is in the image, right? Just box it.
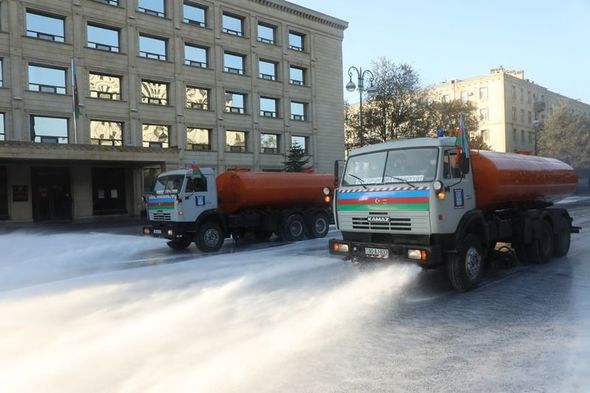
[342,148,438,186]
[153,175,185,195]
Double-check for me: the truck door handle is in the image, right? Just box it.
[466,195,473,200]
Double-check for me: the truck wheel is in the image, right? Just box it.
[528,220,554,264]
[196,221,224,253]
[166,237,192,250]
[447,234,484,292]
[553,217,571,257]
[280,214,306,241]
[307,212,330,239]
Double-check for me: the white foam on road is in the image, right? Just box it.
[0,232,419,393]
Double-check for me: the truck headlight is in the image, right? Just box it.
[323,187,331,195]
[332,242,349,253]
[408,249,428,261]
[433,180,444,193]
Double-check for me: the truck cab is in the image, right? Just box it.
[330,137,475,267]
[143,167,220,250]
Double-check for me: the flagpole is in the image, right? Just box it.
[71,57,78,144]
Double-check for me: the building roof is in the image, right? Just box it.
[252,0,349,30]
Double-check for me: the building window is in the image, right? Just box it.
[224,52,245,75]
[528,111,532,124]
[512,85,516,99]
[460,91,469,102]
[0,59,3,87]
[528,131,533,145]
[26,10,65,43]
[257,22,276,44]
[183,2,206,27]
[288,31,304,51]
[520,87,524,103]
[521,129,525,144]
[512,107,517,122]
[89,72,121,100]
[28,64,66,94]
[138,0,165,17]
[0,113,4,141]
[290,101,306,121]
[479,108,489,121]
[184,44,208,68]
[226,130,247,152]
[141,80,168,105]
[527,91,531,104]
[289,66,305,86]
[87,23,120,52]
[259,59,277,81]
[139,34,167,60]
[479,87,488,100]
[186,86,209,110]
[520,109,525,123]
[441,94,450,103]
[187,127,211,151]
[260,97,278,118]
[291,135,308,153]
[222,13,244,36]
[481,129,489,143]
[31,115,68,144]
[94,0,119,6]
[90,120,123,146]
[225,91,246,114]
[513,128,517,142]
[142,124,169,148]
[261,133,279,154]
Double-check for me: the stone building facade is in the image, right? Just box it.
[430,67,590,153]
[0,0,347,222]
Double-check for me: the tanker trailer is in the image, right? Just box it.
[329,136,579,291]
[143,167,334,252]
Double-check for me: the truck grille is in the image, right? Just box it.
[152,212,172,221]
[352,217,411,231]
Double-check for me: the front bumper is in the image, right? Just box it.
[329,238,442,267]
[143,222,193,240]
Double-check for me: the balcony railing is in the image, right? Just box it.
[260,110,277,118]
[29,83,66,95]
[185,59,207,68]
[224,66,244,75]
[33,135,68,144]
[139,51,166,61]
[290,79,304,86]
[91,138,123,146]
[188,143,211,151]
[184,18,205,27]
[257,37,274,44]
[227,145,246,152]
[226,106,244,114]
[90,90,121,100]
[142,97,168,105]
[187,102,208,110]
[289,44,303,52]
[222,27,243,37]
[259,73,276,81]
[291,114,305,121]
[88,41,119,52]
[138,7,165,17]
[27,30,65,43]
[94,0,119,5]
[261,147,278,154]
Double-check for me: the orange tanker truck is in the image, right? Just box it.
[329,136,579,291]
[143,167,334,252]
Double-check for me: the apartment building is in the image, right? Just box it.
[431,67,590,153]
[0,0,348,222]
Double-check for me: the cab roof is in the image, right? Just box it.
[159,167,216,177]
[349,137,457,157]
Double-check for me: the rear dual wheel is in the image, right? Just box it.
[307,212,330,239]
[279,214,306,241]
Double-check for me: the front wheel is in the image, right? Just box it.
[447,234,485,292]
[196,221,224,253]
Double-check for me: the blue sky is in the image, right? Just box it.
[290,0,590,104]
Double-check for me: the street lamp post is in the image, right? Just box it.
[346,66,376,147]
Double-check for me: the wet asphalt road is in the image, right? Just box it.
[1,204,589,392]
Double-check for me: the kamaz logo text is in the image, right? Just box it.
[367,216,390,223]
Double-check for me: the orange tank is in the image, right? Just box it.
[216,171,334,214]
[471,150,578,210]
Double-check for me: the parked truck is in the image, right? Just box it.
[329,136,579,291]
[143,167,334,252]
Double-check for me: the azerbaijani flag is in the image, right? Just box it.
[71,58,80,120]
[455,115,470,159]
[191,164,202,176]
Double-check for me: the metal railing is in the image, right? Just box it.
[139,51,166,61]
[227,145,246,152]
[187,102,208,110]
[29,83,66,95]
[142,97,168,105]
[226,106,244,114]
[260,110,277,118]
[290,79,304,86]
[90,90,120,100]
[184,18,205,27]
[88,41,119,52]
[261,147,278,154]
[94,0,119,5]
[222,27,243,37]
[291,114,305,121]
[259,73,275,81]
[185,59,207,68]
[289,44,303,51]
[138,7,165,17]
[188,143,211,151]
[33,135,68,144]
[224,66,244,75]
[27,30,65,43]
[257,37,274,44]
[91,138,123,146]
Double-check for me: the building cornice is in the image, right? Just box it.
[248,0,348,31]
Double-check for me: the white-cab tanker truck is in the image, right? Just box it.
[329,136,579,291]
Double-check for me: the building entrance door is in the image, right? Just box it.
[31,167,72,221]
[92,167,127,215]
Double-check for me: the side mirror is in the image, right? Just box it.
[459,153,470,174]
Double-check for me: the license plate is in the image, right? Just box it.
[153,229,162,235]
[365,247,389,259]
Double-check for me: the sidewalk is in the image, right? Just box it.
[0,215,146,235]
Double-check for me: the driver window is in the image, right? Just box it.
[186,176,207,192]
[443,150,461,179]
